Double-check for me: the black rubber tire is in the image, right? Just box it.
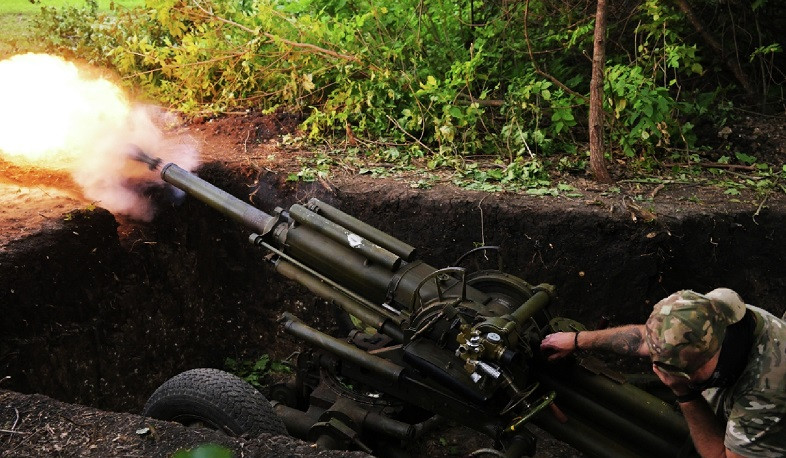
[143,368,287,437]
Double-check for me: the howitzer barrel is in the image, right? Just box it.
[160,163,277,236]
[156,160,450,317]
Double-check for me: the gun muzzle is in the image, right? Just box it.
[127,144,163,171]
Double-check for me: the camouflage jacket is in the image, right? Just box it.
[704,305,786,457]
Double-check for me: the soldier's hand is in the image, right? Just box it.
[652,363,692,396]
[540,332,577,361]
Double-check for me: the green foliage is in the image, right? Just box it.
[29,0,785,186]
[605,64,678,157]
[286,153,334,182]
[173,444,233,458]
[224,354,291,390]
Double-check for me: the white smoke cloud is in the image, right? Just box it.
[71,105,201,221]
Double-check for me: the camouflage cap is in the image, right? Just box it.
[645,288,746,376]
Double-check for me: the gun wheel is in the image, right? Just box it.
[143,368,287,437]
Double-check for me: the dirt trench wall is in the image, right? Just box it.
[2,164,785,414]
[315,177,785,323]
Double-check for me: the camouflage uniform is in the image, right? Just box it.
[704,305,786,457]
[645,289,786,457]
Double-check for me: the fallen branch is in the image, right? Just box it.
[650,183,665,199]
[385,114,436,156]
[456,94,504,107]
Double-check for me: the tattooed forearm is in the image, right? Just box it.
[598,328,645,356]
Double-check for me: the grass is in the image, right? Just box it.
[0,1,144,14]
[0,0,144,58]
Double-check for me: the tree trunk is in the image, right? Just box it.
[589,0,612,184]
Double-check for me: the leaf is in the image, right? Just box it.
[488,169,503,180]
[252,355,270,372]
[735,152,756,165]
[173,444,233,458]
[301,73,316,92]
[615,98,627,113]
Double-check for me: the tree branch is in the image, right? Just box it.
[672,0,755,99]
[523,0,587,102]
[192,1,362,65]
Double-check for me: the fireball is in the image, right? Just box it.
[0,53,199,221]
[0,53,130,169]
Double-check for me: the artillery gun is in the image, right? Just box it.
[135,151,696,457]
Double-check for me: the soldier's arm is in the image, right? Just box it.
[540,324,648,360]
[677,399,743,458]
[652,365,744,458]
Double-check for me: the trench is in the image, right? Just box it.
[2,162,785,451]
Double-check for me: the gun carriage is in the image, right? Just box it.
[136,152,695,458]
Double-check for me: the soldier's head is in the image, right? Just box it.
[645,288,746,378]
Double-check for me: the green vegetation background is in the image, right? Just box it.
[1,0,784,196]
[0,1,143,55]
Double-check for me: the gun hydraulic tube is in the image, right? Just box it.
[274,259,405,342]
[160,163,277,236]
[280,312,405,384]
[306,198,417,262]
[289,204,402,271]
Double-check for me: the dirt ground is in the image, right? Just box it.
[1,108,785,457]
[3,109,784,249]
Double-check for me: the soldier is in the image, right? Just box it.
[540,288,786,457]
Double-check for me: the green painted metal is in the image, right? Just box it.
[149,157,697,458]
[289,204,402,271]
[280,312,405,384]
[537,371,687,457]
[161,163,276,235]
[306,198,417,261]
